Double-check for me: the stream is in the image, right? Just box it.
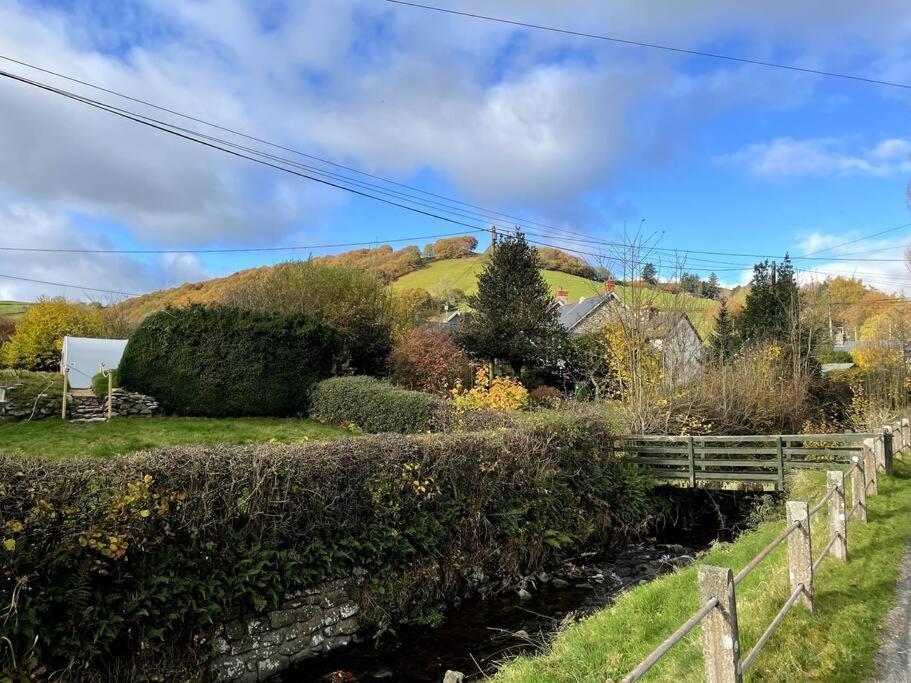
[283,492,760,682]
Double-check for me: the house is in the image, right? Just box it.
[641,311,703,384]
[61,336,128,389]
[554,284,703,384]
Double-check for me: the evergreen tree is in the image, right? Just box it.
[738,255,798,343]
[460,231,566,376]
[680,272,702,295]
[641,262,658,285]
[707,300,737,363]
[704,272,721,299]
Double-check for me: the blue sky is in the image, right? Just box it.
[1,0,910,301]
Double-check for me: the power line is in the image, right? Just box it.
[802,222,911,257]
[4,64,911,276]
[386,0,911,90]
[0,273,138,296]
[0,230,488,255]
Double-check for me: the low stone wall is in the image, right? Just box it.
[0,388,160,421]
[211,574,363,682]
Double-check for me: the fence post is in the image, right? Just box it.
[61,368,68,420]
[863,440,878,496]
[827,471,847,562]
[776,436,785,491]
[883,427,894,476]
[893,422,904,453]
[874,432,886,473]
[903,418,910,454]
[688,434,696,488]
[786,501,813,611]
[697,565,742,683]
[851,455,868,523]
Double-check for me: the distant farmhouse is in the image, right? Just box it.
[554,282,703,384]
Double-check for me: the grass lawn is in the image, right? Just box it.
[495,459,911,682]
[0,300,29,321]
[0,416,350,458]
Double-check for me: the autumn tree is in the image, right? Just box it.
[424,236,478,260]
[1,297,103,371]
[460,230,567,376]
[389,326,471,395]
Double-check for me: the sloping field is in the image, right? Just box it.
[0,301,30,320]
[393,257,717,335]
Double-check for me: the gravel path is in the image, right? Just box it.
[876,540,911,682]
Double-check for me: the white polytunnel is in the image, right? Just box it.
[61,336,129,389]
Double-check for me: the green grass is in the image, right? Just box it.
[0,300,30,321]
[0,416,351,458]
[0,369,64,401]
[392,256,716,335]
[495,459,911,682]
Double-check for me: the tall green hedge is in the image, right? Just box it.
[118,305,340,417]
[309,375,443,433]
[0,413,651,678]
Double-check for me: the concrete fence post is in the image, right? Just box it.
[827,471,847,562]
[61,368,68,420]
[902,418,910,454]
[863,440,878,496]
[786,501,813,611]
[874,432,886,473]
[893,422,904,453]
[851,455,868,523]
[697,565,742,683]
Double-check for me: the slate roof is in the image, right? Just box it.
[557,293,615,330]
[821,362,856,373]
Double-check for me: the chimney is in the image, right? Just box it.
[555,287,569,305]
[604,279,616,295]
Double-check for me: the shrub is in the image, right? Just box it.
[119,305,340,417]
[1,297,103,371]
[224,261,394,375]
[389,326,471,395]
[451,368,529,411]
[309,376,443,433]
[529,385,562,408]
[91,368,119,397]
[0,414,650,678]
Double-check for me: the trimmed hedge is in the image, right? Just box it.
[0,413,653,678]
[118,305,340,417]
[309,375,443,433]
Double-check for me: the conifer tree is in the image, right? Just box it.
[460,231,566,376]
[707,300,737,363]
[738,255,798,343]
[641,262,658,285]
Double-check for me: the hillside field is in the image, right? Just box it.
[0,301,29,321]
[393,256,717,335]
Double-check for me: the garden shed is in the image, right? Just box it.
[61,336,128,389]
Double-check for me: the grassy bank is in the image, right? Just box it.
[0,416,350,457]
[496,459,911,682]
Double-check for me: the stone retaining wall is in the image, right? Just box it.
[0,388,159,421]
[211,573,364,682]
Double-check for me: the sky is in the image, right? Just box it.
[1,0,911,302]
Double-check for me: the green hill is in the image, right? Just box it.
[0,301,29,321]
[393,256,717,336]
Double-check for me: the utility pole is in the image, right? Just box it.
[771,260,777,287]
[490,225,498,248]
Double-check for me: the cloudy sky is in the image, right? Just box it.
[1,0,911,301]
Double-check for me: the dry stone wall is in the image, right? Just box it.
[211,573,363,682]
[0,388,159,422]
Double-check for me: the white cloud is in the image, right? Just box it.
[0,203,207,301]
[720,137,911,178]
[793,230,911,294]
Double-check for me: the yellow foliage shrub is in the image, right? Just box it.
[450,367,529,411]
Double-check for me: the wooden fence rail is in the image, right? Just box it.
[618,431,890,491]
[621,418,908,682]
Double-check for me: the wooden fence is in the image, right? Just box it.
[619,426,904,490]
[621,418,909,682]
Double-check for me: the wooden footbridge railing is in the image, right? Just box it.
[618,421,907,490]
[619,417,909,682]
